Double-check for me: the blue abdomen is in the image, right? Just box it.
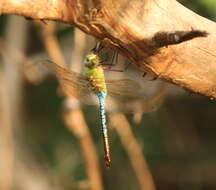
[96,91,111,167]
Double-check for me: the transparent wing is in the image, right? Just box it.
[42,61,95,103]
[106,79,142,98]
[42,61,143,102]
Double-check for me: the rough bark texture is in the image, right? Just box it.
[1,0,216,99]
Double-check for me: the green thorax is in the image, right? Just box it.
[84,53,107,93]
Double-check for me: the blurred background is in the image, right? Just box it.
[0,1,216,190]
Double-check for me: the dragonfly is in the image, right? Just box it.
[44,45,142,168]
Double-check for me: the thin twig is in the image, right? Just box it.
[0,16,27,190]
[40,22,65,67]
[40,23,104,190]
[70,28,87,71]
[0,38,45,84]
[63,108,103,190]
[109,112,156,190]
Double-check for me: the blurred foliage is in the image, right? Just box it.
[181,0,216,20]
[0,15,7,36]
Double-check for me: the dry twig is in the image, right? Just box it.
[109,112,156,190]
[40,23,104,190]
[0,16,27,190]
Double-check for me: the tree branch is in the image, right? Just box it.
[1,0,216,99]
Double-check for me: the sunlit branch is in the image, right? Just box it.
[1,0,216,98]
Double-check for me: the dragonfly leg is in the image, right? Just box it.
[124,62,131,71]
[101,63,114,66]
[142,72,147,78]
[110,51,117,66]
[102,67,123,72]
[91,41,104,53]
[150,75,158,81]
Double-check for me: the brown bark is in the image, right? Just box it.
[1,0,216,99]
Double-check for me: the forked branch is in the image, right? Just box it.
[1,0,216,99]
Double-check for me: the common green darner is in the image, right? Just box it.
[44,47,143,168]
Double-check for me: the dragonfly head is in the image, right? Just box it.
[85,53,100,69]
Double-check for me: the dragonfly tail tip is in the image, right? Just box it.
[105,154,111,169]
